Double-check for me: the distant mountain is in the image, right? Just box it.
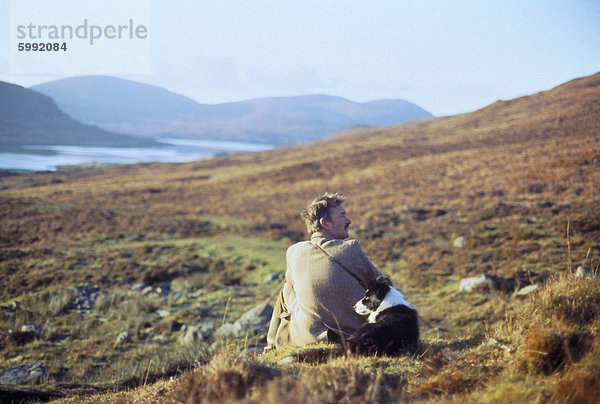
[0,81,159,152]
[31,76,433,145]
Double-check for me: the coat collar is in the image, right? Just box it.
[311,231,335,241]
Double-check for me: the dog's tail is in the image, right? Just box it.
[283,344,347,363]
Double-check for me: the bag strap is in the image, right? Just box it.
[310,239,366,288]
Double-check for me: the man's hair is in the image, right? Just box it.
[301,192,346,234]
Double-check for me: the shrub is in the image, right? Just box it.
[550,363,600,404]
[171,349,279,403]
[501,272,600,379]
[19,286,76,317]
[520,329,592,375]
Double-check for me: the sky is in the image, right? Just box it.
[1,0,599,117]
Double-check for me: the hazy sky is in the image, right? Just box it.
[1,0,599,116]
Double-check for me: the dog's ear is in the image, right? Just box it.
[376,275,392,286]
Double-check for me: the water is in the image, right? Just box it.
[0,138,274,171]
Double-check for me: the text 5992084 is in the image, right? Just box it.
[18,42,68,51]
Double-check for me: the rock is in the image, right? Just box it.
[453,236,466,248]
[243,345,264,353]
[0,363,46,384]
[243,301,273,320]
[21,323,42,336]
[157,309,170,318]
[215,322,243,339]
[458,274,522,294]
[215,302,273,339]
[131,282,147,292]
[116,331,132,344]
[69,285,101,313]
[191,289,204,298]
[179,327,200,345]
[141,286,154,295]
[179,323,215,345]
[458,272,532,294]
[156,282,171,295]
[458,274,493,293]
[199,322,216,335]
[235,301,273,332]
[516,284,539,297]
[279,356,295,364]
[171,289,192,301]
[576,266,594,277]
[263,272,282,283]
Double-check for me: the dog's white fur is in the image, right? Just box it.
[354,286,413,323]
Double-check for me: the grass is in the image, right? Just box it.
[52,269,594,404]
[92,272,596,404]
[0,234,287,392]
[0,72,599,402]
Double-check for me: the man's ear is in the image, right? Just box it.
[319,217,329,231]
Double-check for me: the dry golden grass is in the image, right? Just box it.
[74,272,597,403]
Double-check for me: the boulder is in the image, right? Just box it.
[141,286,154,295]
[69,285,101,313]
[215,302,273,339]
[458,274,493,293]
[264,272,282,283]
[458,274,520,294]
[20,323,42,336]
[516,284,539,297]
[115,330,132,344]
[0,363,46,384]
[234,301,273,333]
[453,236,466,248]
[130,282,147,293]
[179,323,215,345]
[215,322,243,340]
[576,266,594,277]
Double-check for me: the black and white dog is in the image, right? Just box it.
[343,275,419,355]
[288,276,419,362]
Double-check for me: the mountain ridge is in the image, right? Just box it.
[31,75,433,145]
[0,81,159,152]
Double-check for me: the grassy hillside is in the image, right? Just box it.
[0,73,599,403]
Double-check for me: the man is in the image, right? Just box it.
[266,192,384,349]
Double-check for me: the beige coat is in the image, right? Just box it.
[280,232,383,346]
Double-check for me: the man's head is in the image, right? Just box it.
[301,192,352,238]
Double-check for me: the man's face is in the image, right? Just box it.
[321,204,352,239]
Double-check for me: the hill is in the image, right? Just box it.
[30,76,433,145]
[0,73,598,403]
[0,82,158,153]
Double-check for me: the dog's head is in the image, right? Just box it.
[353,276,392,316]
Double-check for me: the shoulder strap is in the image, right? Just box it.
[310,239,366,288]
